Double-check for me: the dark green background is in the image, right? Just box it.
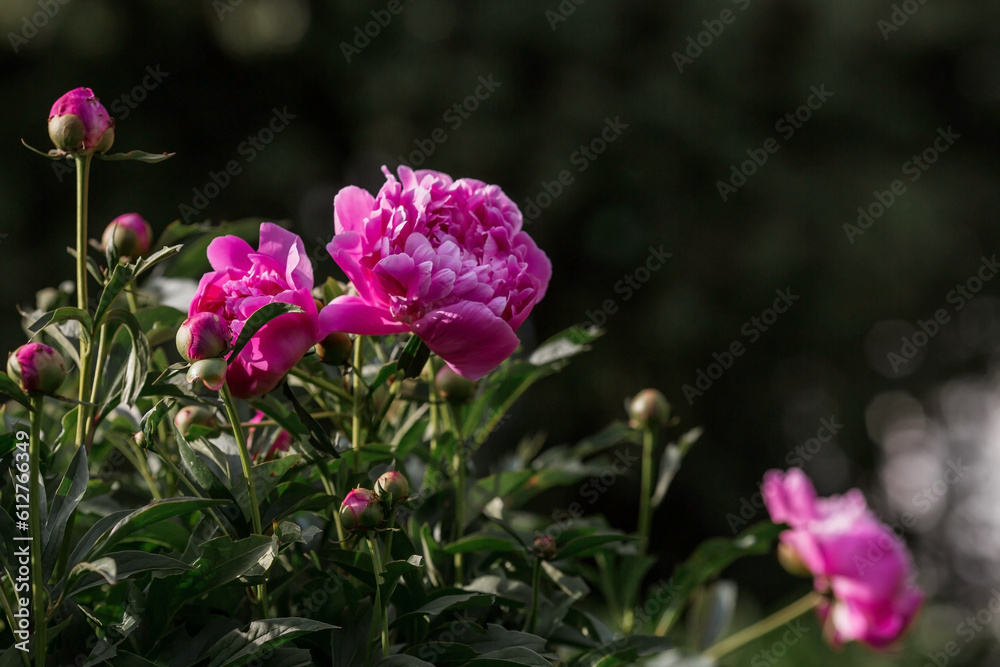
[1,1,998,663]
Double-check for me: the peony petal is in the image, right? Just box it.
[412,301,519,380]
[318,295,409,337]
[258,222,313,289]
[226,312,317,399]
[335,186,376,235]
[327,232,374,302]
[207,235,255,273]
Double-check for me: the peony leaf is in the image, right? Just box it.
[96,149,175,163]
[0,372,32,411]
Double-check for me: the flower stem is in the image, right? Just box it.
[29,395,46,667]
[638,428,655,551]
[702,592,821,661]
[287,365,353,402]
[524,556,542,634]
[220,381,269,617]
[352,336,365,470]
[74,154,94,450]
[366,535,389,661]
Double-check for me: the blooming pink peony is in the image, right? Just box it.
[189,223,321,399]
[762,468,924,648]
[320,166,551,380]
[48,87,114,154]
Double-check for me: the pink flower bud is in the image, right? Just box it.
[374,470,409,503]
[101,213,152,259]
[628,389,670,429]
[47,87,114,155]
[532,534,557,560]
[435,366,477,404]
[6,343,66,395]
[340,488,383,531]
[176,313,230,362]
[186,358,228,392]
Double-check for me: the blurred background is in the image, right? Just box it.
[2,0,999,663]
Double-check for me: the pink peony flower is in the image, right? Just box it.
[48,87,114,154]
[189,223,321,399]
[762,468,924,649]
[320,166,551,380]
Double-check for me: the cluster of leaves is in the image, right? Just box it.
[0,219,780,665]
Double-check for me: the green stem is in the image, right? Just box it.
[220,381,269,617]
[29,396,46,667]
[351,336,365,470]
[703,592,821,661]
[74,153,93,451]
[125,286,139,314]
[638,428,655,552]
[524,556,542,634]
[287,365,353,402]
[370,376,402,437]
[366,535,389,660]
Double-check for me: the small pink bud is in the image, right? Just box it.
[102,213,152,259]
[48,88,114,155]
[533,534,557,560]
[6,343,66,395]
[374,470,409,503]
[186,358,227,392]
[435,366,477,404]
[315,331,353,366]
[176,313,230,362]
[340,488,383,531]
[628,389,670,429]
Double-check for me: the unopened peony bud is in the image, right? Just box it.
[48,88,114,155]
[187,358,227,392]
[777,541,812,579]
[375,470,409,503]
[628,389,670,429]
[102,213,152,259]
[340,488,383,531]
[315,331,353,366]
[435,366,476,403]
[174,405,220,437]
[176,313,230,362]
[7,343,66,395]
[533,534,557,560]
